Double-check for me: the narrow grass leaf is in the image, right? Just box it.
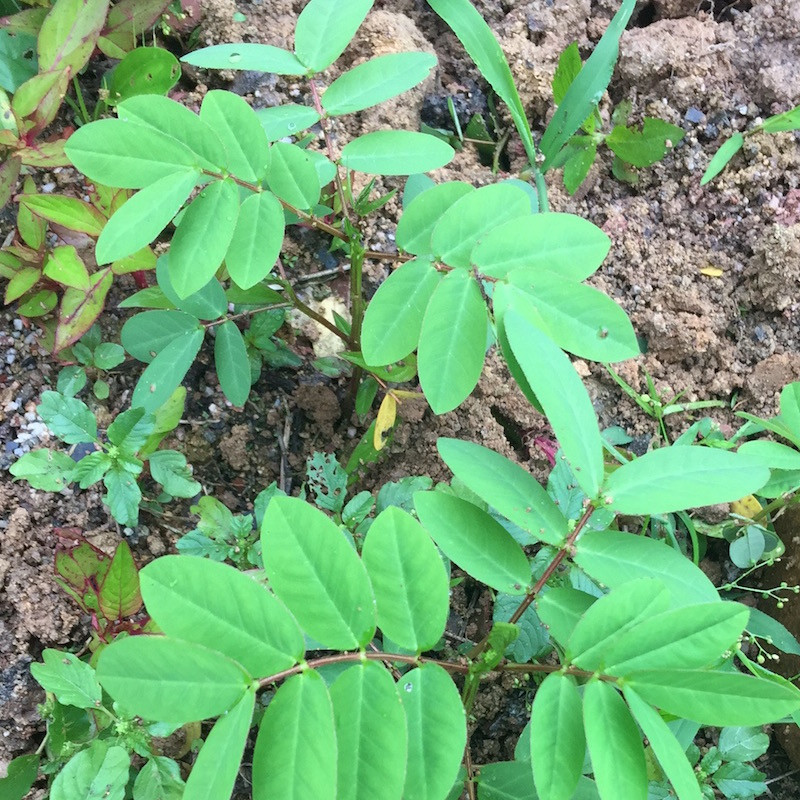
[700,133,744,185]
[294,0,374,72]
[225,191,284,289]
[215,321,251,407]
[341,131,454,175]
[182,43,307,74]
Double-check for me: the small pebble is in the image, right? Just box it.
[685,107,704,124]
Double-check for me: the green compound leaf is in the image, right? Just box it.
[96,169,199,264]
[183,687,255,800]
[156,256,227,321]
[133,757,185,800]
[65,119,200,189]
[431,183,531,268]
[437,438,567,546]
[50,741,129,800]
[396,181,474,256]
[103,463,142,526]
[625,669,800,726]
[121,309,201,363]
[476,761,538,800]
[747,607,800,656]
[584,680,647,800]
[400,663,467,800]
[417,268,487,414]
[504,310,603,498]
[252,671,336,800]
[97,636,251,723]
[606,118,685,168]
[182,43,307,74]
[214,321,251,407]
[141,555,304,677]
[200,90,271,183]
[267,141,320,209]
[294,0,374,73]
[414,491,530,595]
[30,650,101,709]
[38,391,97,444]
[10,449,76,491]
[262,496,376,650]
[340,131,454,176]
[622,688,702,800]
[169,178,239,298]
[529,673,585,800]
[131,327,205,413]
[256,104,322,142]
[361,256,441,366]
[148,450,201,497]
[700,133,744,185]
[361,507,449,652]
[471,212,610,280]
[225,190,284,289]
[322,52,437,115]
[536,588,597,651]
[574,530,719,609]
[602,446,770,515]
[331,662,407,800]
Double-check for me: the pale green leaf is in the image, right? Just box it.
[267,141,320,210]
[156,255,227,321]
[121,309,201,363]
[50,742,129,800]
[103,463,142,525]
[30,650,101,709]
[9,449,75,491]
[225,190,284,289]
[340,131,454,176]
[396,181,474,256]
[182,43,306,74]
[294,0,374,72]
[38,391,97,444]
[148,450,201,498]
[256,104,322,142]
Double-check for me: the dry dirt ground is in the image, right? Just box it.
[2,0,800,795]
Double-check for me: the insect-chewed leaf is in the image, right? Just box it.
[96,169,199,264]
[395,181,473,255]
[140,556,304,677]
[622,688,702,800]
[294,0,374,72]
[535,588,598,648]
[262,496,376,649]
[97,636,251,722]
[182,43,307,74]
[183,687,255,800]
[267,141,320,209]
[530,673,585,800]
[431,183,531,268]
[504,310,603,498]
[121,309,202,363]
[322,52,437,115]
[437,438,568,546]
[584,680,647,800]
[340,131,454,176]
[373,392,396,451]
[476,761,538,800]
[214,321,251,407]
[252,671,336,800]
[417,268,487,414]
[414,491,530,594]
[200,90,271,183]
[471,213,610,280]
[50,742,129,800]
[625,669,800,727]
[331,663,407,800]
[30,650,102,709]
[602,447,770,515]
[225,191,284,289]
[256,104,322,142]
[574,530,719,609]
[361,507,449,651]
[566,579,670,671]
[700,133,744,185]
[106,47,180,104]
[361,257,441,366]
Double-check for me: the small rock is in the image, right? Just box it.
[684,107,705,124]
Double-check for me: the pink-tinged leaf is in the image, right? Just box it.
[38,0,110,75]
[54,268,113,351]
[54,534,113,615]
[98,541,142,620]
[0,155,21,207]
[12,68,70,133]
[99,0,171,57]
[0,8,50,36]
[17,288,57,317]
[21,194,106,236]
[43,245,91,289]
[112,246,156,275]
[5,266,41,304]
[18,140,71,167]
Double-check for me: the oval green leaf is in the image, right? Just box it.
[396,181,474,256]
[156,255,227,320]
[340,131,454,176]
[256,104,322,142]
[294,0,374,72]
[121,309,201,363]
[215,321,251,407]
[182,43,307,74]
[225,190,284,289]
[267,141,320,210]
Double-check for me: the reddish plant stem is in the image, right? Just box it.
[131,270,148,290]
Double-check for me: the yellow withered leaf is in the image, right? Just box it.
[731,494,762,520]
[700,265,724,277]
[373,393,397,451]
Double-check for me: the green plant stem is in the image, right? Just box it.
[72,76,91,125]
[534,169,549,213]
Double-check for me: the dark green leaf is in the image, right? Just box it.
[214,321,251,407]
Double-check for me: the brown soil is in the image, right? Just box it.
[3,0,800,796]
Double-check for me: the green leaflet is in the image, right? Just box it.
[700,133,744,185]
[535,588,597,650]
[476,761,538,800]
[779,381,800,440]
[97,636,251,722]
[262,496,376,649]
[169,178,239,298]
[322,52,437,115]
[400,664,467,800]
[602,446,770,515]
[96,170,199,264]
[472,212,610,280]
[431,183,531,268]
[106,47,180,105]
[361,257,441,366]
[738,440,800,470]
[156,256,227,321]
[141,555,304,677]
[583,681,647,800]
[131,327,205,412]
[294,0,374,72]
[50,741,129,800]
[200,90,271,183]
[529,673,585,800]
[182,43,307,74]
[331,663,407,800]
[574,530,719,609]
[30,650,101,709]
[267,141,321,209]
[760,104,800,132]
[625,669,800,727]
[606,118,685,168]
[183,687,255,800]
[256,105,322,142]
[0,30,38,92]
[20,194,105,236]
[252,672,337,800]
[103,464,142,525]
[747,607,800,656]
[225,190,284,289]
[148,450,201,497]
[396,181,474,256]
[503,310,604,498]
[417,268,487,414]
[361,507,449,652]
[436,438,567,546]
[414,491,530,595]
[133,757,185,800]
[9,449,76,491]
[0,754,40,800]
[121,309,201,363]
[622,689,702,800]
[214,321,251,407]
[340,131,455,175]
[38,391,97,443]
